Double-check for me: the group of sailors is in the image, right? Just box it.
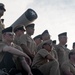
[0,2,75,75]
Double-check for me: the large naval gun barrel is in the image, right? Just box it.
[11,8,38,29]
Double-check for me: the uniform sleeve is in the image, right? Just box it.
[38,49,50,58]
[15,45,23,51]
[19,34,27,45]
[61,62,70,72]
[17,46,24,61]
[13,44,24,60]
[0,20,4,41]
[0,43,6,52]
[52,49,58,60]
[37,42,44,51]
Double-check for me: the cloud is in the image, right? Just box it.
[28,0,75,49]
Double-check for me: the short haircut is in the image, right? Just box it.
[68,51,75,59]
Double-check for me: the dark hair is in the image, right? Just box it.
[68,51,75,59]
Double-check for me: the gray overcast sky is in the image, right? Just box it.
[1,0,75,49]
